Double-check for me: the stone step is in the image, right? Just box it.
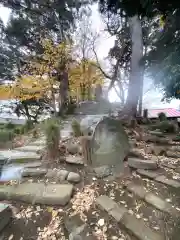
[0,150,41,164]
[128,158,158,170]
[15,145,44,153]
[126,183,178,216]
[96,195,163,240]
[136,170,180,188]
[0,183,73,206]
[0,203,12,232]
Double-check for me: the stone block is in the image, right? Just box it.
[96,195,118,212]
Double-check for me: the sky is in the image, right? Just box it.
[0,4,180,112]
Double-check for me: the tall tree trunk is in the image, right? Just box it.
[59,71,68,115]
[125,15,143,116]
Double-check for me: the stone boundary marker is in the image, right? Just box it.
[126,183,178,216]
[136,169,180,188]
[96,195,164,240]
[0,183,73,206]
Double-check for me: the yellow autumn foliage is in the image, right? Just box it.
[0,39,104,101]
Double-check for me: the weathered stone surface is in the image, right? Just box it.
[0,183,73,205]
[64,215,84,233]
[22,168,47,177]
[161,162,177,170]
[155,175,180,188]
[152,146,166,156]
[145,136,169,145]
[128,149,144,159]
[109,206,127,222]
[136,169,161,179]
[56,170,69,181]
[128,158,158,170]
[96,195,118,211]
[46,169,57,179]
[0,150,41,163]
[0,203,12,232]
[29,139,46,146]
[36,184,73,205]
[126,184,147,199]
[121,213,164,240]
[67,172,81,183]
[66,143,80,155]
[66,156,84,165]
[166,151,180,158]
[15,145,44,153]
[93,165,112,178]
[145,193,176,215]
[91,117,130,167]
[149,131,164,137]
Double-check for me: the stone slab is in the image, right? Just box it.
[15,145,44,153]
[28,139,46,146]
[0,203,12,232]
[128,158,158,170]
[22,168,47,177]
[109,205,127,222]
[0,150,41,163]
[166,151,180,159]
[96,195,118,212]
[137,169,162,179]
[37,184,73,206]
[121,213,164,240]
[155,175,180,188]
[145,193,176,215]
[126,184,147,199]
[0,183,73,206]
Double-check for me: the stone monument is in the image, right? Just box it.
[91,117,130,168]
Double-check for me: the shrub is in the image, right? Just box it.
[71,119,82,137]
[66,102,76,115]
[5,122,15,129]
[158,112,167,122]
[45,119,60,159]
[0,129,14,143]
[14,127,22,135]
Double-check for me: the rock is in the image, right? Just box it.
[66,156,84,165]
[94,165,112,178]
[56,170,69,181]
[155,175,180,188]
[149,131,164,137]
[64,215,84,233]
[0,150,41,164]
[67,172,81,183]
[0,203,12,232]
[22,168,47,177]
[152,146,166,156]
[96,195,118,212]
[91,117,130,167]
[166,151,180,158]
[128,158,158,170]
[128,149,144,159]
[129,140,137,149]
[80,115,104,135]
[67,144,80,155]
[126,183,147,199]
[15,145,44,153]
[145,136,169,144]
[121,213,163,240]
[46,169,58,179]
[137,169,161,179]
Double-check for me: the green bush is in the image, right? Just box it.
[71,119,82,137]
[14,127,22,135]
[66,102,76,115]
[23,120,34,133]
[5,122,15,129]
[158,112,167,122]
[45,119,60,159]
[0,129,14,143]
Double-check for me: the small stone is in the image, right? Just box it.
[56,170,69,181]
[97,219,104,226]
[128,158,158,170]
[66,144,80,155]
[67,172,81,183]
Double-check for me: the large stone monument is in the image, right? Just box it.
[91,117,130,168]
